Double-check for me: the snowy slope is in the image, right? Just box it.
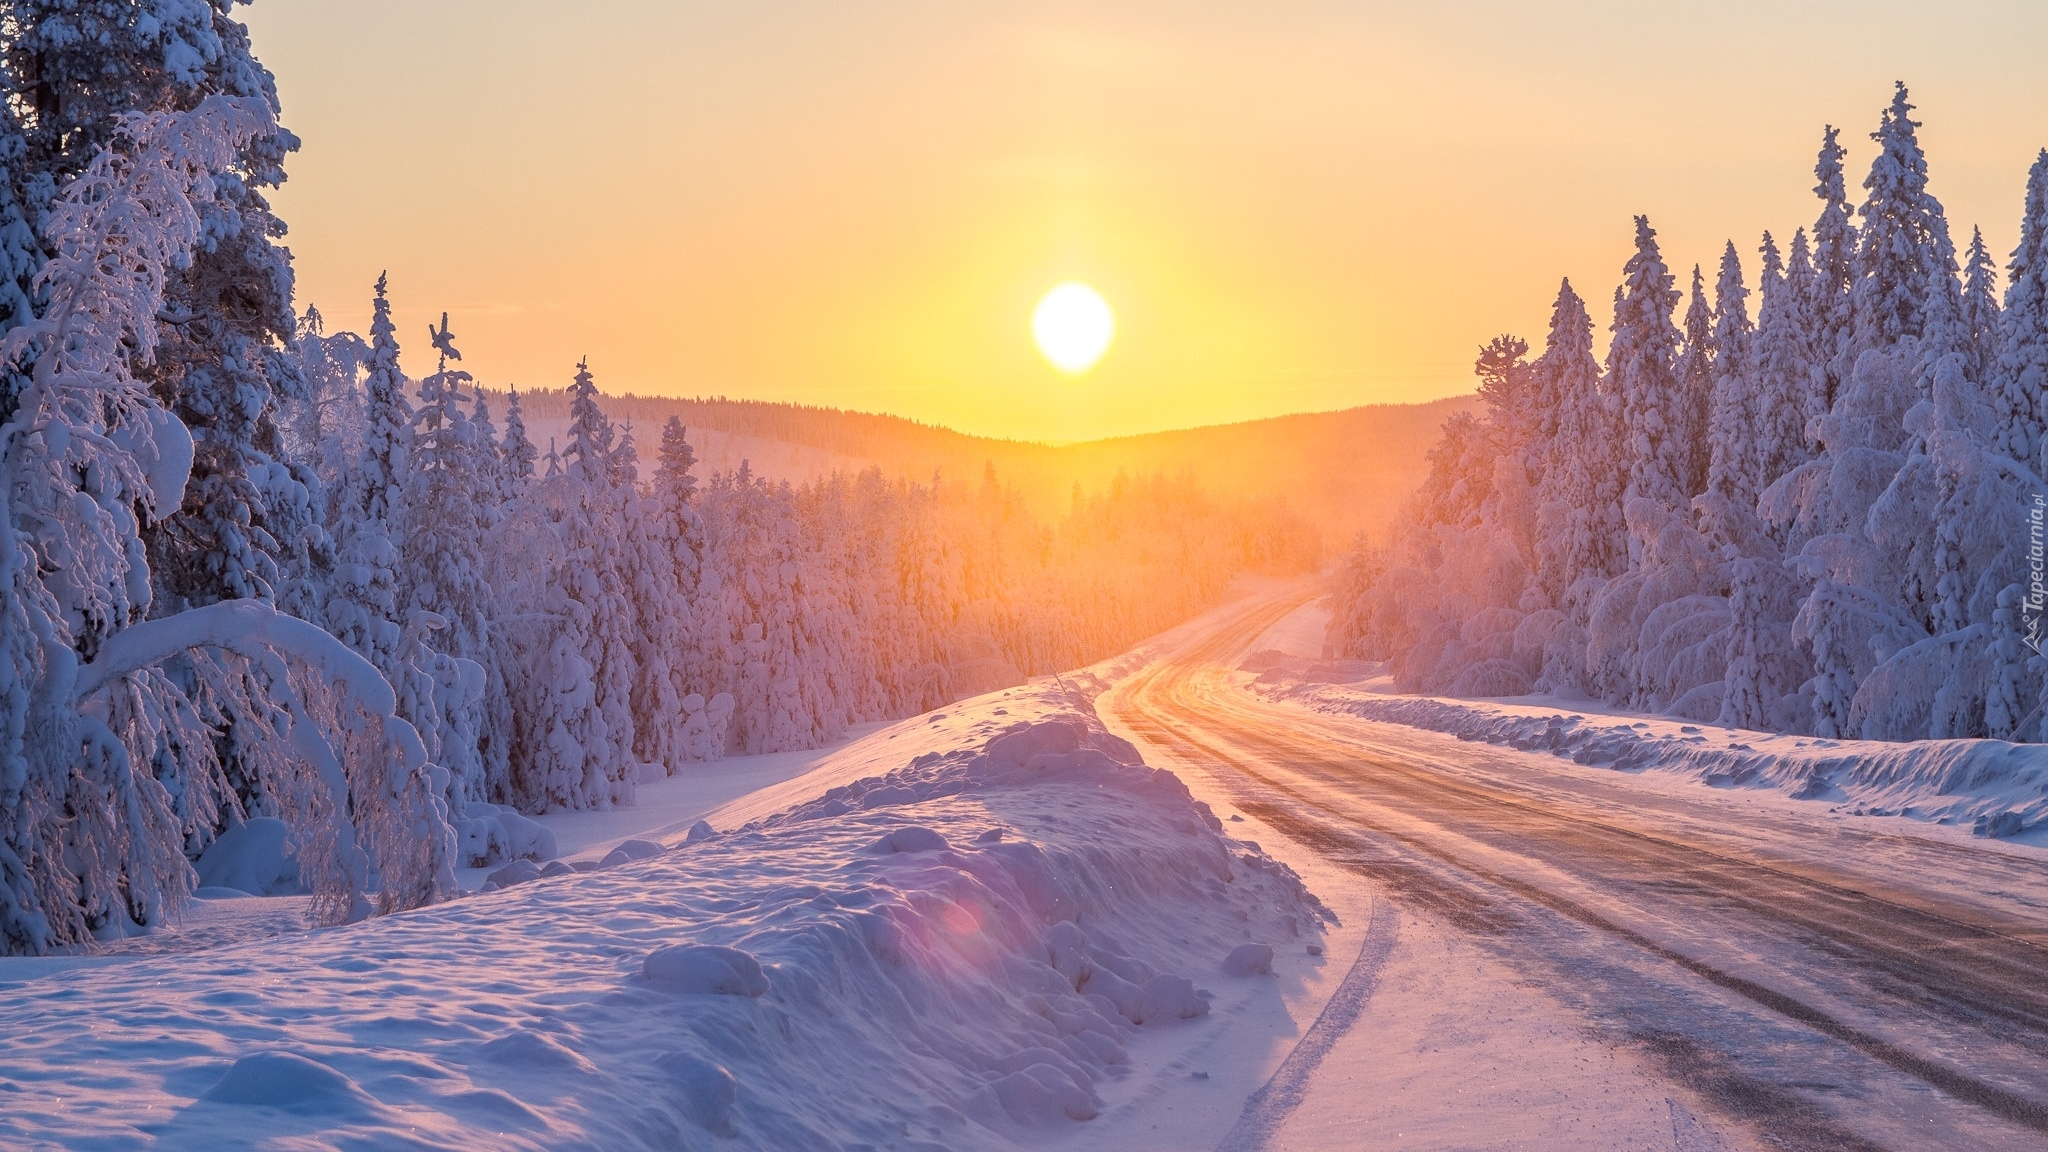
[0,684,1330,1151]
[1255,660,2048,846]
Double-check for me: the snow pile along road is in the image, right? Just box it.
[0,687,1327,1150]
[1255,658,2048,841]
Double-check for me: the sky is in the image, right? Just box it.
[244,1,2048,443]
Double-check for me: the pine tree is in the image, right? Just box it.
[649,417,726,759]
[358,276,412,528]
[1749,233,1819,502]
[1705,242,1756,507]
[656,416,700,499]
[1851,83,1959,354]
[562,358,614,487]
[320,280,444,817]
[407,314,491,655]
[0,100,450,952]
[1610,216,1687,561]
[3,1,315,612]
[1674,264,1716,498]
[1783,230,1830,453]
[1533,280,1623,608]
[0,110,34,427]
[1961,225,2002,380]
[402,314,507,805]
[1474,333,1535,458]
[501,384,538,492]
[613,419,641,489]
[1994,151,2048,472]
[284,305,369,480]
[508,363,640,808]
[1810,126,1859,408]
[469,383,503,499]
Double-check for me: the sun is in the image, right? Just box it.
[1032,282,1115,375]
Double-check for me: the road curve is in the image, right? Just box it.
[1098,588,2048,1152]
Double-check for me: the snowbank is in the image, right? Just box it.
[0,687,1327,1150]
[1258,661,2048,841]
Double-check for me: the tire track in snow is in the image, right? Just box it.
[1212,899,1399,1152]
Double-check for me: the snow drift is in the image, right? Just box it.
[0,686,1327,1150]
[1258,660,2048,840]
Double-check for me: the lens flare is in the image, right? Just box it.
[1032,282,1115,375]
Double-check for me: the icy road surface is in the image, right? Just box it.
[1100,583,2048,1151]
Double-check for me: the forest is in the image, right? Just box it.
[0,10,1315,954]
[1331,85,2048,748]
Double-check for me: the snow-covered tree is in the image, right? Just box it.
[1705,243,1756,507]
[1851,83,1958,356]
[1673,265,1716,498]
[1810,125,1859,408]
[0,99,450,954]
[495,363,640,809]
[1745,233,1821,511]
[281,306,368,480]
[1960,226,2001,380]
[501,384,538,492]
[1533,280,1622,608]
[1328,85,2048,745]
[561,358,614,486]
[3,0,315,613]
[403,314,509,806]
[1610,217,1688,561]
[1993,151,2048,472]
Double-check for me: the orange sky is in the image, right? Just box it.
[245,1,2048,443]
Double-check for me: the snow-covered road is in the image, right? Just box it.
[1099,584,2048,1151]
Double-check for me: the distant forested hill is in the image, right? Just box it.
[496,389,1479,545]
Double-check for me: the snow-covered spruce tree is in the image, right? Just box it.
[1611,216,1690,561]
[280,306,368,483]
[3,0,316,612]
[1530,280,1624,693]
[494,361,640,810]
[1765,86,1962,737]
[1705,243,1756,507]
[0,100,452,954]
[500,384,538,494]
[619,463,690,776]
[1674,265,1716,499]
[1579,218,1735,710]
[1993,151,2048,473]
[1705,238,1811,728]
[1810,125,1860,410]
[1857,332,2038,740]
[1744,233,1823,516]
[1986,584,2034,741]
[468,382,504,507]
[318,279,432,768]
[1961,226,2002,381]
[0,104,33,427]
[648,417,731,761]
[562,359,615,486]
[1473,334,1540,570]
[1533,280,1622,601]
[403,314,510,809]
[1851,84,1959,358]
[702,463,827,754]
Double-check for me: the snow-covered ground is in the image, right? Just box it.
[0,675,1351,1151]
[1248,650,2048,851]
